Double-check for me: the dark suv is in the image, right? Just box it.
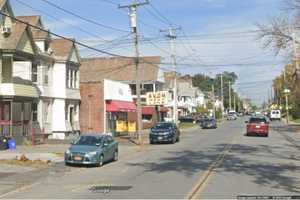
[149,122,180,144]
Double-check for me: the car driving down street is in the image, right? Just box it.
[201,118,217,129]
[245,116,269,137]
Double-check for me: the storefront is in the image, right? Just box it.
[104,80,136,135]
[142,106,169,129]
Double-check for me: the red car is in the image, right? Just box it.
[246,116,269,137]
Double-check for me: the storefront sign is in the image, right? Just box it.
[146,91,168,106]
[104,79,133,102]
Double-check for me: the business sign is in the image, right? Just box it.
[146,91,169,106]
[104,79,133,102]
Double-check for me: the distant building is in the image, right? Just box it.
[163,72,205,118]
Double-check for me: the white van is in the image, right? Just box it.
[270,110,281,121]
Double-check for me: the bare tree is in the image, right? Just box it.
[256,0,300,55]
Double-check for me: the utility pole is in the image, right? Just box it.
[119,0,149,145]
[220,74,224,118]
[228,81,232,111]
[233,93,236,112]
[161,26,181,123]
[283,69,290,124]
[212,84,216,118]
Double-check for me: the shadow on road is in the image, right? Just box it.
[126,142,300,193]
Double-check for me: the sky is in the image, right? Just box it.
[10,0,288,105]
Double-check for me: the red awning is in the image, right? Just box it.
[106,100,136,112]
[142,107,155,115]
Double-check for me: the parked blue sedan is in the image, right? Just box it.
[65,134,118,167]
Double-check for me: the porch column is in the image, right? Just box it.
[21,102,24,136]
[9,101,12,137]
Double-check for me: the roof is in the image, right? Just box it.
[80,56,162,83]
[16,16,49,40]
[50,38,75,60]
[1,21,28,50]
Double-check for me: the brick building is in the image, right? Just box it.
[80,56,167,134]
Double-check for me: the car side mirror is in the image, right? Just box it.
[245,121,248,123]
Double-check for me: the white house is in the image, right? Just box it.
[49,38,81,139]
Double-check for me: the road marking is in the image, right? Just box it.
[0,181,41,199]
[185,135,240,200]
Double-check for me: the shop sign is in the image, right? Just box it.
[146,91,168,106]
[104,79,133,102]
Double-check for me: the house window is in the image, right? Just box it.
[66,69,69,88]
[74,70,77,88]
[32,103,38,121]
[43,102,51,123]
[44,66,49,85]
[32,64,38,83]
[70,70,74,88]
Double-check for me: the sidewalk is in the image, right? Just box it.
[0,136,139,163]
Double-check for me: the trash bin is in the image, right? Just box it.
[0,136,8,150]
[8,138,16,150]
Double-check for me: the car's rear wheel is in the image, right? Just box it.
[113,150,118,161]
[176,136,180,142]
[150,140,154,144]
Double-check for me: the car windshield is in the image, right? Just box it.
[153,123,172,129]
[249,118,267,124]
[73,136,103,146]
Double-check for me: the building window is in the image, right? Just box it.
[66,69,69,88]
[142,114,152,122]
[74,70,77,88]
[43,102,51,123]
[44,66,49,85]
[32,64,38,83]
[32,103,38,121]
[70,70,73,88]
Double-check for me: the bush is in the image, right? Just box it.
[215,108,223,119]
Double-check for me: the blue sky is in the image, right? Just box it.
[11,0,287,105]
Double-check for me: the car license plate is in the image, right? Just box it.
[256,125,260,128]
[74,156,82,161]
[158,136,163,140]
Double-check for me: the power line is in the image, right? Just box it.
[0,11,130,57]
[143,6,169,26]
[14,0,110,43]
[149,3,173,25]
[40,0,129,33]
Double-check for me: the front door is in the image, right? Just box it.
[0,102,11,137]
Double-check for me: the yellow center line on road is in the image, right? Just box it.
[185,135,241,200]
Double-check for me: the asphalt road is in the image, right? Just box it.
[1,118,300,199]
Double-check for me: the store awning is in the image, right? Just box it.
[160,107,169,113]
[106,100,136,112]
[142,106,169,114]
[142,107,155,115]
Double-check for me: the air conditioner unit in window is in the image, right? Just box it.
[2,26,11,37]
